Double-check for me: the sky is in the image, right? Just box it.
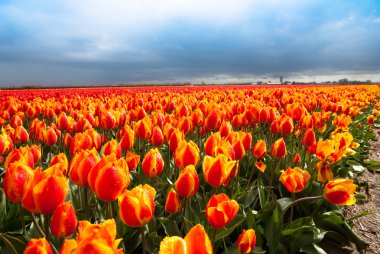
[1,0,380,87]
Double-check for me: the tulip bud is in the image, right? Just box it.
[120,125,135,150]
[50,201,77,237]
[141,148,165,177]
[175,165,199,198]
[203,154,236,187]
[125,152,140,171]
[279,167,310,193]
[302,128,316,147]
[44,127,58,146]
[14,125,29,144]
[165,188,182,214]
[118,184,156,227]
[24,238,53,254]
[101,139,122,159]
[29,144,42,164]
[69,148,100,187]
[292,153,301,164]
[236,229,257,254]
[3,162,33,204]
[323,178,357,206]
[252,140,267,159]
[174,141,200,169]
[150,126,164,146]
[270,138,287,159]
[206,193,239,228]
[50,153,69,175]
[135,116,152,140]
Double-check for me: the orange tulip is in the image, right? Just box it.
[9,114,23,128]
[204,110,222,132]
[22,166,68,215]
[63,133,72,148]
[255,159,267,173]
[101,139,122,159]
[29,144,42,164]
[163,123,175,143]
[3,162,33,204]
[165,188,182,214]
[177,116,194,135]
[315,162,333,183]
[150,126,164,146]
[279,115,294,135]
[24,238,53,254]
[159,224,213,254]
[142,148,165,177]
[323,178,357,206]
[236,229,256,254]
[174,140,200,169]
[44,127,58,146]
[50,153,69,175]
[14,125,29,144]
[252,140,267,159]
[56,112,70,131]
[5,146,34,169]
[118,184,156,227]
[69,148,100,187]
[125,152,140,171]
[168,128,184,152]
[270,138,287,159]
[191,108,204,127]
[219,121,233,137]
[279,167,311,193]
[0,132,13,155]
[60,219,122,254]
[51,201,77,238]
[292,152,301,164]
[88,155,130,201]
[135,116,153,140]
[302,128,316,147]
[203,154,236,187]
[206,193,239,228]
[120,125,135,150]
[175,165,199,198]
[204,132,221,156]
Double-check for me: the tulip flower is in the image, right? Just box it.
[5,146,34,169]
[279,115,294,135]
[177,116,194,135]
[159,224,213,254]
[88,155,130,201]
[50,153,69,175]
[142,148,165,177]
[279,167,311,193]
[14,125,29,144]
[270,138,287,159]
[101,139,122,159]
[50,201,77,238]
[120,125,135,150]
[22,166,68,215]
[150,125,164,146]
[206,193,239,229]
[292,153,301,163]
[192,108,204,127]
[24,238,53,254]
[174,140,200,169]
[60,219,123,253]
[165,188,182,214]
[204,132,222,156]
[252,140,267,159]
[315,162,333,183]
[29,144,42,164]
[135,116,153,140]
[168,129,184,152]
[175,165,199,198]
[302,128,316,147]
[118,184,156,227]
[44,127,58,146]
[69,148,100,187]
[125,152,140,171]
[0,132,13,155]
[203,154,237,187]
[3,162,33,204]
[204,110,222,132]
[323,178,357,206]
[236,229,257,254]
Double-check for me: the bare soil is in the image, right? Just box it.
[341,129,380,254]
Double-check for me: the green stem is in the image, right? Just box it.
[19,204,26,235]
[141,227,146,254]
[31,213,45,238]
[83,187,88,214]
[106,201,112,219]
[212,227,217,245]
[269,158,277,189]
[290,193,295,253]
[181,198,188,236]
[283,195,323,216]
[44,214,51,242]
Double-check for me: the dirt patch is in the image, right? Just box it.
[342,129,380,254]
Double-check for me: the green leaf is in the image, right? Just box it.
[277,197,292,212]
[146,231,162,254]
[363,159,380,172]
[159,217,180,237]
[264,206,281,253]
[0,188,6,224]
[347,210,373,222]
[300,243,327,254]
[0,233,28,254]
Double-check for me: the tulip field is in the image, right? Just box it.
[0,84,380,254]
